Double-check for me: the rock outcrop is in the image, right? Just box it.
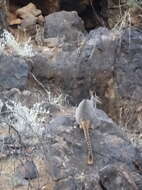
[32,11,142,132]
[99,164,138,190]
[42,109,142,189]
[44,11,86,49]
[0,53,30,90]
[0,2,142,190]
[7,0,107,30]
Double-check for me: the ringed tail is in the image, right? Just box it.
[88,151,94,165]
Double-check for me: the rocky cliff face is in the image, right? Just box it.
[0,1,142,190]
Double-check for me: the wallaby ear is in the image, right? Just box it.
[89,90,102,106]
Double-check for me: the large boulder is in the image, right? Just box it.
[114,28,142,131]
[42,108,142,189]
[0,53,30,90]
[99,164,138,190]
[44,11,86,49]
[115,28,142,102]
[14,160,38,180]
[32,27,116,104]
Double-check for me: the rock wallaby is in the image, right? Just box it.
[75,91,101,165]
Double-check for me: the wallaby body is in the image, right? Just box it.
[75,99,96,124]
[75,99,96,165]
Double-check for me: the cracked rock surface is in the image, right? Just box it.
[43,109,142,189]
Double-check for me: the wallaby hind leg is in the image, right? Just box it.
[80,120,94,165]
[79,121,83,129]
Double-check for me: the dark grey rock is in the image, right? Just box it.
[44,11,86,49]
[0,54,30,90]
[15,160,38,180]
[54,175,102,190]
[42,110,140,189]
[72,27,116,104]
[99,164,138,190]
[115,28,142,102]
[32,27,142,132]
[131,172,142,190]
[32,27,116,105]
[113,28,142,131]
[54,177,77,190]
[31,53,49,78]
[81,27,116,70]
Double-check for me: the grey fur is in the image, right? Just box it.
[75,99,95,125]
[75,98,96,165]
[75,94,112,127]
